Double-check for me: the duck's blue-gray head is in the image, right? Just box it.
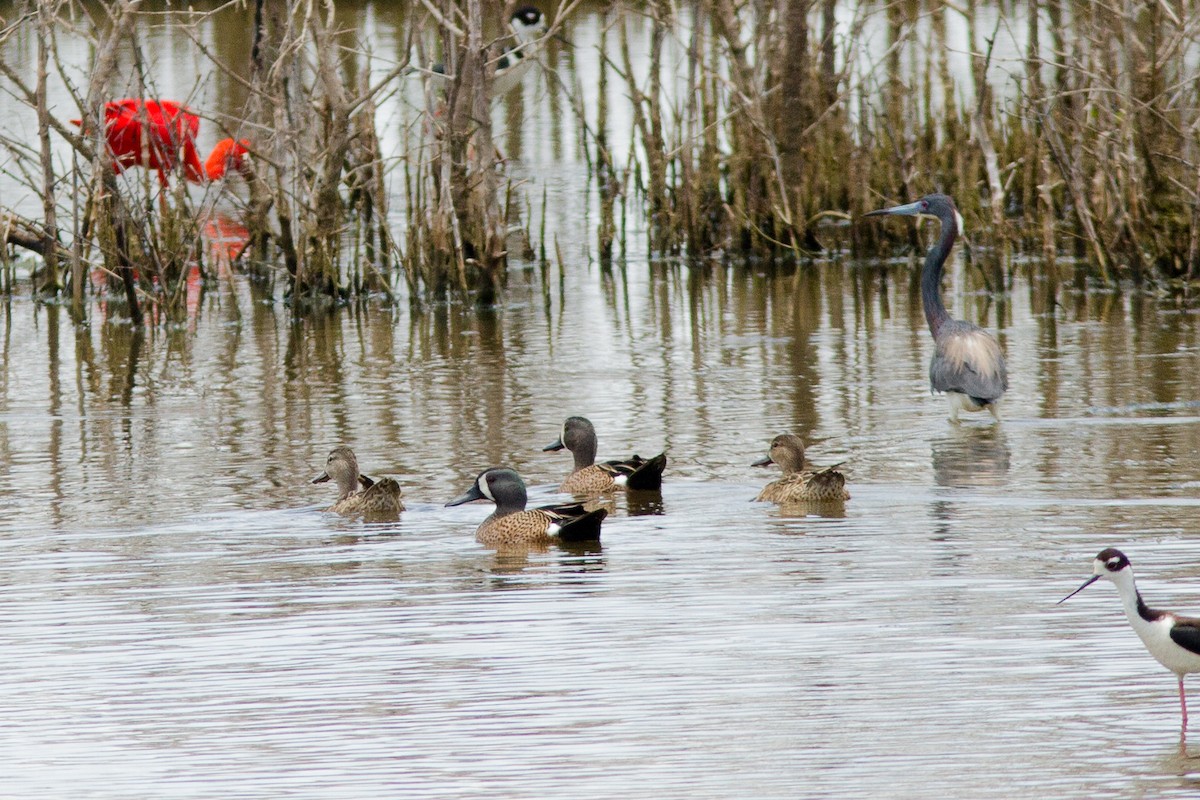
[543,416,598,469]
[543,416,596,452]
[447,467,529,514]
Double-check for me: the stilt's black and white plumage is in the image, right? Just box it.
[1060,548,1200,740]
[417,7,547,97]
[863,194,1008,423]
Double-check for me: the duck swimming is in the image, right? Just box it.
[752,434,850,504]
[543,416,666,495]
[312,446,404,518]
[446,466,606,547]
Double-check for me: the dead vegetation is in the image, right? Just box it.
[0,1,1197,327]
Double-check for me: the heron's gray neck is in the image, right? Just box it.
[921,215,957,338]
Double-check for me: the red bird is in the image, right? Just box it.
[71,99,249,186]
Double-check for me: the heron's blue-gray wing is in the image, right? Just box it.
[929,321,1008,402]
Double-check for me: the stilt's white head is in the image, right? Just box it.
[1059,547,1133,604]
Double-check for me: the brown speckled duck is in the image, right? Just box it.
[446,467,607,547]
[312,446,404,518]
[752,434,850,504]
[543,416,666,495]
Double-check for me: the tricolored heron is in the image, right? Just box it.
[864,193,1007,422]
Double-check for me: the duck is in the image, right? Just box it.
[542,416,667,495]
[446,467,606,547]
[312,446,404,518]
[752,434,850,503]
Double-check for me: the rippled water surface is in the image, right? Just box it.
[2,262,1199,798]
[2,3,1200,798]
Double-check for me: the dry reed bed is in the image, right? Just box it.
[0,1,1196,325]
[598,0,1200,288]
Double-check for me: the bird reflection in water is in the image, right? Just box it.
[930,425,1011,489]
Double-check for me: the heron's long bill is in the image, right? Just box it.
[1057,574,1101,605]
[862,201,924,218]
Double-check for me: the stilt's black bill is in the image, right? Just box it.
[1058,574,1101,605]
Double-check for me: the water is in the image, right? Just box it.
[0,260,1198,797]
[2,3,1200,797]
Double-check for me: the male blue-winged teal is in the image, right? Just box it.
[312,446,404,518]
[752,434,850,503]
[446,467,606,547]
[543,416,667,495]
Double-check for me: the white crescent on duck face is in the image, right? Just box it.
[543,416,666,495]
[447,467,607,547]
[863,193,1008,423]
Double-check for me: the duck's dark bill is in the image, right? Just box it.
[446,485,485,507]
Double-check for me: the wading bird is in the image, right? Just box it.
[863,194,1007,422]
[752,434,849,503]
[1059,548,1200,740]
[72,99,249,186]
[418,6,548,96]
[446,467,606,547]
[312,446,404,518]
[543,416,666,495]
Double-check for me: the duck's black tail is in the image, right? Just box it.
[555,506,607,543]
[625,452,667,491]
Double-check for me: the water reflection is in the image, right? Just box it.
[0,6,1199,795]
[931,425,1012,488]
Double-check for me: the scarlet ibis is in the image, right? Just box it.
[863,194,1008,423]
[71,99,249,186]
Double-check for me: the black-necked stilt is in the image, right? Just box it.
[415,6,548,97]
[1059,548,1200,737]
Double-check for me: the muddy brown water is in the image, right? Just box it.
[1,262,1199,798]
[2,3,1200,797]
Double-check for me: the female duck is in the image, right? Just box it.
[446,467,606,547]
[543,416,666,495]
[753,434,850,503]
[312,446,404,518]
